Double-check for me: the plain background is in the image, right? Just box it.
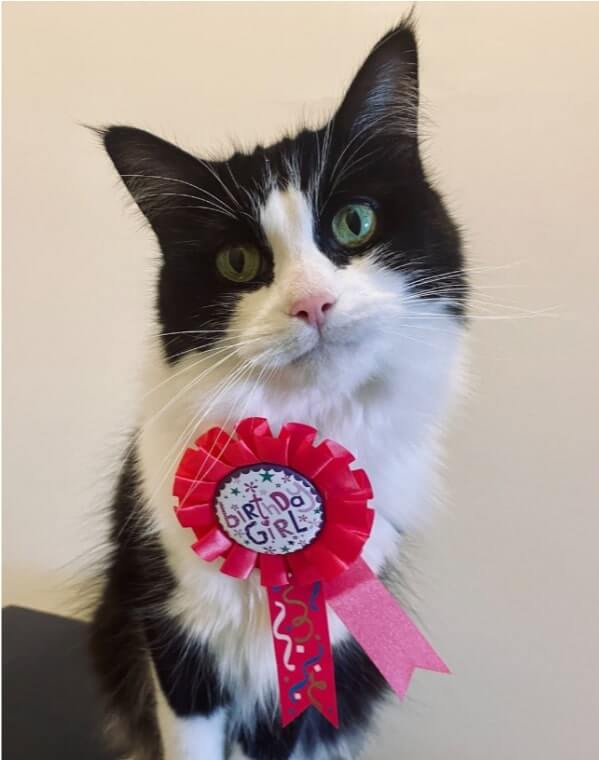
[3,2,599,758]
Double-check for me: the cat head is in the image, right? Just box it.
[102,19,466,403]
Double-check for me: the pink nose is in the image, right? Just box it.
[289,292,337,328]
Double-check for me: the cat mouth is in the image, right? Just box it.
[289,345,321,366]
[288,332,359,366]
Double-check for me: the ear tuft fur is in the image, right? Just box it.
[97,125,218,236]
[335,15,420,140]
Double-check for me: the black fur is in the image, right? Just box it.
[90,17,461,759]
[89,454,166,756]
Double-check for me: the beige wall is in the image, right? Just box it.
[4,2,599,758]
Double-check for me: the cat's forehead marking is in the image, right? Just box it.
[259,186,315,261]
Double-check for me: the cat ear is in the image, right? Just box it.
[334,17,419,142]
[100,126,223,240]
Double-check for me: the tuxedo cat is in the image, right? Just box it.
[90,18,466,760]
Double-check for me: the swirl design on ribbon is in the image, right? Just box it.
[282,586,314,643]
[272,601,296,672]
[288,644,325,704]
[266,581,339,727]
[307,670,328,712]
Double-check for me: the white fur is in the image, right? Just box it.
[151,663,227,760]
[136,186,464,755]
[159,705,227,760]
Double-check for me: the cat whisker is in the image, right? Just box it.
[144,359,256,510]
[120,173,253,222]
[192,358,274,483]
[153,328,250,338]
[142,340,278,501]
[158,204,238,220]
[159,192,238,217]
[141,338,265,398]
[193,158,256,222]
[121,173,217,198]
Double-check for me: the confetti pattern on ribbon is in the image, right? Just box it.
[267,582,338,727]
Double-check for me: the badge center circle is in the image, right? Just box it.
[214,464,324,555]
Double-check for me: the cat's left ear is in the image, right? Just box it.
[334,17,419,143]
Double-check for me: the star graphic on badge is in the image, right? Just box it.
[260,471,274,482]
[231,487,240,496]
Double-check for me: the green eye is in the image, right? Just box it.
[331,203,377,248]
[216,244,261,283]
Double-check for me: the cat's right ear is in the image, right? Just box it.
[98,126,218,242]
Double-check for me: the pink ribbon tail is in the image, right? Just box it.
[325,558,450,699]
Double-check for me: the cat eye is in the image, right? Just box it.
[331,203,377,249]
[216,244,261,283]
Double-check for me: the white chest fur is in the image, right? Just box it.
[136,306,462,712]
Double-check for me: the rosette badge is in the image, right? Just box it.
[173,417,448,727]
[173,418,374,587]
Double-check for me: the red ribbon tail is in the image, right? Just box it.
[325,558,450,699]
[266,582,339,728]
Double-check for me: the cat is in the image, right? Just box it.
[90,17,466,760]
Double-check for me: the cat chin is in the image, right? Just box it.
[244,334,389,398]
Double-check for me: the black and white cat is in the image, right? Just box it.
[90,18,466,760]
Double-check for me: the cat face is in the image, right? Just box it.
[102,21,466,399]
